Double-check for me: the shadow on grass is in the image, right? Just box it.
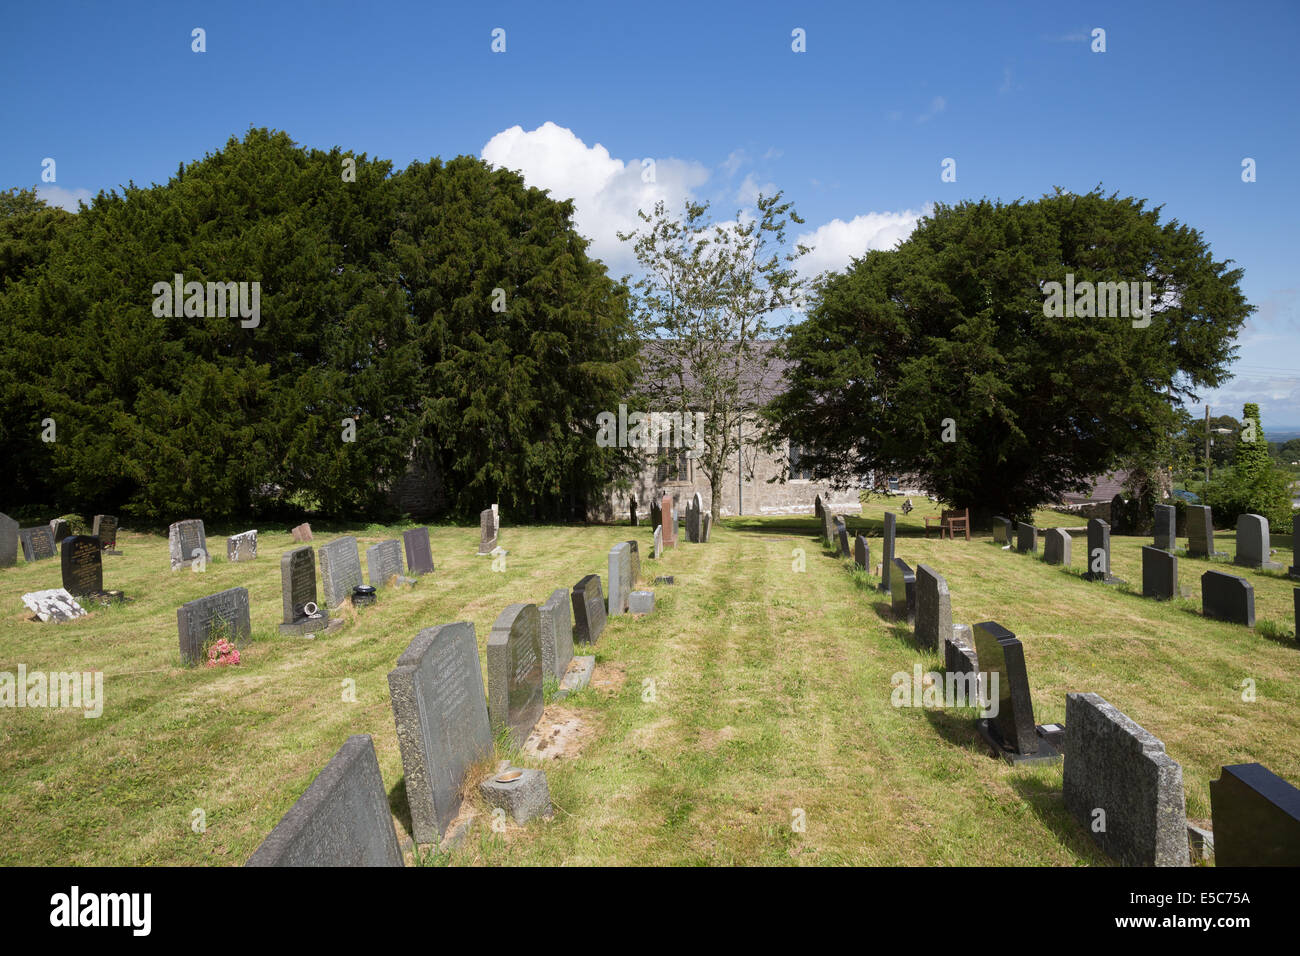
[1007,775,1112,866]
[922,706,986,754]
[388,777,414,843]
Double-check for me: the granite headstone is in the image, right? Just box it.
[539,588,575,681]
[60,535,103,597]
[177,586,251,666]
[487,603,544,749]
[403,526,435,575]
[571,574,606,645]
[319,537,363,608]
[168,519,207,571]
[914,564,951,652]
[1201,570,1255,626]
[1141,546,1178,600]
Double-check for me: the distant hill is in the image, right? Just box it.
[1265,429,1300,443]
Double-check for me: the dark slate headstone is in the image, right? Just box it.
[319,536,363,608]
[291,522,313,543]
[1235,513,1283,570]
[387,622,492,844]
[879,512,897,592]
[1141,546,1178,601]
[814,494,824,519]
[992,517,1011,544]
[487,603,544,749]
[280,546,331,635]
[477,504,499,555]
[1153,504,1176,552]
[226,529,258,562]
[1295,588,1299,641]
[403,527,435,575]
[366,539,407,587]
[1084,518,1113,582]
[626,539,641,587]
[660,495,676,548]
[1202,570,1255,626]
[91,514,119,554]
[168,519,207,571]
[890,557,916,625]
[1043,528,1071,566]
[0,512,17,567]
[1210,763,1300,867]
[914,564,951,652]
[607,541,633,617]
[60,535,103,597]
[650,499,662,531]
[854,533,869,572]
[246,735,403,867]
[1289,514,1299,577]
[176,586,251,666]
[1063,693,1189,866]
[629,498,638,526]
[540,588,574,681]
[1186,505,1224,558]
[22,588,87,622]
[972,622,1039,757]
[687,493,703,543]
[821,504,835,546]
[1110,494,1129,533]
[835,516,851,557]
[18,526,56,563]
[49,518,70,546]
[945,623,978,677]
[1015,522,1038,554]
[571,574,606,645]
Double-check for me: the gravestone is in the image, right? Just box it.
[1043,528,1071,566]
[1210,763,1300,866]
[176,587,251,666]
[1015,523,1038,554]
[630,498,638,526]
[653,525,663,559]
[821,505,836,546]
[945,623,978,677]
[0,512,17,567]
[387,622,493,844]
[687,493,703,543]
[91,514,120,554]
[627,539,641,587]
[879,512,897,593]
[1153,504,1176,552]
[22,588,87,622]
[60,535,103,597]
[835,516,850,557]
[1289,514,1299,577]
[246,735,403,867]
[972,621,1061,763]
[607,541,633,617]
[1234,513,1283,570]
[539,588,574,681]
[629,590,654,614]
[992,517,1011,544]
[402,527,435,575]
[571,574,606,645]
[167,519,207,571]
[291,522,313,543]
[854,533,869,572]
[367,539,411,587]
[914,564,951,652]
[702,512,712,542]
[477,504,499,555]
[318,536,363,608]
[49,518,70,546]
[1084,518,1114,582]
[650,499,662,531]
[487,603,544,749]
[890,557,916,625]
[1186,505,1224,558]
[814,494,824,519]
[280,547,334,635]
[1201,570,1255,626]
[226,530,258,562]
[660,495,676,548]
[1063,693,1189,866]
[18,526,56,563]
[1141,546,1178,600]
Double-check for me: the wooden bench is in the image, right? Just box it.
[924,508,970,541]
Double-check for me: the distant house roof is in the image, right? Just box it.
[1060,470,1131,505]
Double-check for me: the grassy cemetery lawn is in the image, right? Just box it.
[1,505,1296,865]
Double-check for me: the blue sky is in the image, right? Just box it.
[4,0,1298,427]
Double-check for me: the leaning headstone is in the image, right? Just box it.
[1186,505,1224,558]
[607,541,633,617]
[854,533,869,572]
[1153,504,1176,552]
[367,539,412,587]
[246,735,403,867]
[890,557,916,625]
[60,535,103,597]
[226,530,258,562]
[167,519,207,571]
[660,495,676,548]
[1063,693,1189,866]
[539,588,574,681]
[879,512,897,593]
[477,504,499,555]
[176,587,251,666]
[280,547,335,635]
[402,527,435,575]
[487,603,544,749]
[318,536,363,608]
[1234,513,1283,570]
[1084,518,1114,582]
[1141,546,1178,600]
[992,517,1011,545]
[914,564,951,652]
[18,526,56,563]
[1210,763,1300,867]
[1201,570,1255,626]
[571,574,606,645]
[944,623,978,677]
[653,525,663,559]
[49,518,70,547]
[1015,522,1038,554]
[22,588,87,622]
[972,621,1061,764]
[1043,528,1071,566]
[291,522,313,543]
[387,622,493,844]
[835,516,850,557]
[0,512,17,567]
[91,514,120,555]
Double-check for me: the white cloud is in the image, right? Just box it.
[36,185,92,212]
[796,205,931,277]
[736,172,776,206]
[480,121,710,272]
[916,96,947,124]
